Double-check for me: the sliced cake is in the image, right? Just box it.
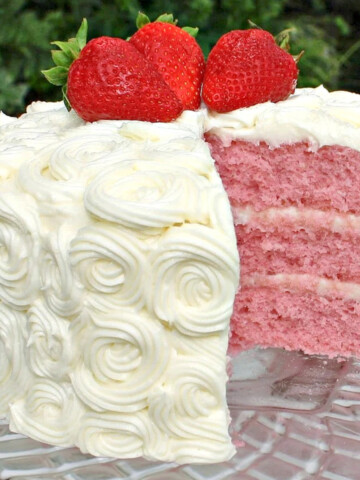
[206,86,360,358]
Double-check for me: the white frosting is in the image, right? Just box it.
[148,224,238,336]
[232,205,360,233]
[9,379,84,446]
[71,309,171,413]
[0,192,40,310]
[243,273,360,301]
[77,410,170,460]
[26,300,73,380]
[0,304,33,416]
[205,86,360,151]
[0,101,238,463]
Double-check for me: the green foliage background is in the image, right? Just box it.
[0,0,359,115]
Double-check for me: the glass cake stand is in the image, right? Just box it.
[1,348,359,480]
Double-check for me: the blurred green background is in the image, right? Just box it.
[1,0,359,115]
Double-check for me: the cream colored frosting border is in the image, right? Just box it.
[205,86,360,151]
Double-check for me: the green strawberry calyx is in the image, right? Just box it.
[42,18,88,110]
[247,20,304,64]
[135,11,199,38]
[275,28,304,63]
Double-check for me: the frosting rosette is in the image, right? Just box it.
[0,304,33,416]
[26,300,73,380]
[77,410,169,460]
[148,359,234,463]
[70,223,148,312]
[84,160,211,230]
[41,226,83,317]
[0,192,40,310]
[0,145,34,182]
[148,223,239,336]
[18,151,85,218]
[9,379,84,446]
[71,310,170,413]
[43,133,127,183]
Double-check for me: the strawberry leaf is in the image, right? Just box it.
[43,18,90,113]
[51,39,80,61]
[51,49,72,68]
[182,26,199,37]
[247,19,262,30]
[136,12,150,29]
[293,50,305,64]
[275,28,293,52]
[156,13,177,24]
[76,18,88,50]
[41,66,69,86]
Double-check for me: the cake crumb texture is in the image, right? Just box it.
[207,92,360,358]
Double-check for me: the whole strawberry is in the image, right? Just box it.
[129,13,205,111]
[202,28,300,112]
[42,19,183,122]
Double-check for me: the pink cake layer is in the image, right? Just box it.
[236,213,360,282]
[208,136,360,357]
[231,285,360,357]
[231,282,360,358]
[207,137,360,213]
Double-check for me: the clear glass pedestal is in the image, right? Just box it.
[1,348,359,480]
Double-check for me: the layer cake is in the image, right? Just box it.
[1,85,360,463]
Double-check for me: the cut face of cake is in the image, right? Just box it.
[206,86,360,358]
[0,102,239,463]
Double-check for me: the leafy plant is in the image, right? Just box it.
[0,0,359,115]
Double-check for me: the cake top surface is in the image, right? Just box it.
[205,86,360,151]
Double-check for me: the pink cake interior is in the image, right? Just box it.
[237,222,360,282]
[231,286,360,358]
[207,135,360,358]
[212,139,360,213]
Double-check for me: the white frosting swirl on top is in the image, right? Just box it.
[205,86,360,151]
[0,145,34,183]
[84,160,212,231]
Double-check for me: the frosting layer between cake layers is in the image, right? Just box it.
[206,86,360,357]
[0,102,239,462]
